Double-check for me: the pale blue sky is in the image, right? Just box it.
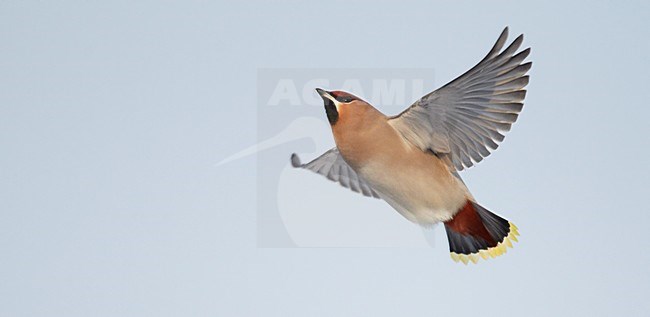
[1,1,649,316]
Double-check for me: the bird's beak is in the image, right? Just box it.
[316,88,339,125]
[316,88,338,106]
[316,88,332,100]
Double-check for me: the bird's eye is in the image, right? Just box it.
[336,96,354,103]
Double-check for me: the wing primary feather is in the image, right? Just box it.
[490,90,527,103]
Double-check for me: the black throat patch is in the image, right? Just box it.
[324,99,338,125]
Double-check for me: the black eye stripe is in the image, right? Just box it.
[335,96,354,103]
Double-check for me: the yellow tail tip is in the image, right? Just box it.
[450,222,519,265]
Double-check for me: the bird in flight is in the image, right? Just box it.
[291,27,530,264]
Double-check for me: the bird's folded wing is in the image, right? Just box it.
[291,148,380,199]
[388,27,531,171]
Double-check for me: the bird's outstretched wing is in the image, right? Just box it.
[291,148,380,198]
[389,27,531,171]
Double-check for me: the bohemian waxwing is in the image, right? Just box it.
[291,27,530,264]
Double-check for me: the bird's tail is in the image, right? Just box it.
[443,200,519,264]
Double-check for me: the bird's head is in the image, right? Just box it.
[315,88,374,127]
